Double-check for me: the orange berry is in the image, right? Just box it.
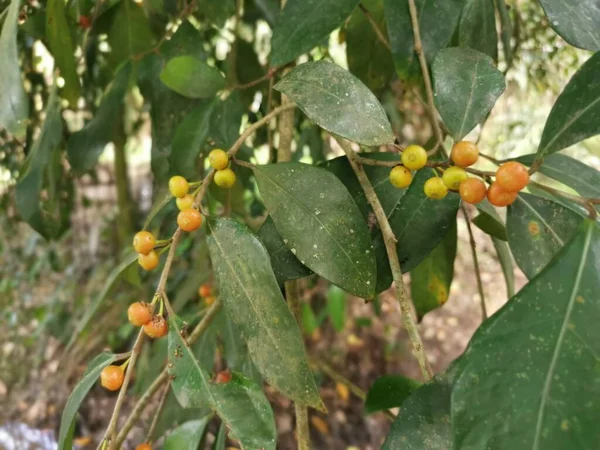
[135,444,152,450]
[100,365,124,391]
[459,178,487,204]
[208,149,229,170]
[198,284,212,297]
[169,175,189,198]
[424,177,448,199]
[389,165,412,188]
[138,251,159,271]
[215,370,232,384]
[487,182,518,207]
[133,231,156,255]
[495,161,529,192]
[127,302,153,327]
[214,168,237,188]
[78,15,91,29]
[176,194,194,211]
[177,208,203,232]
[451,141,479,167]
[143,316,168,339]
[204,295,216,306]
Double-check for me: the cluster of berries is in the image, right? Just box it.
[209,149,237,188]
[389,142,529,207]
[198,283,216,307]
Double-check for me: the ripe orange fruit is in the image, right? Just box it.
[459,178,487,204]
[487,182,518,207]
[401,145,427,170]
[127,302,153,327]
[389,165,412,188]
[424,177,448,199]
[100,365,124,391]
[133,231,155,255]
[176,194,194,211]
[495,161,529,192]
[135,444,152,450]
[208,149,229,170]
[451,141,479,167]
[198,284,211,297]
[143,316,168,339]
[138,251,159,271]
[169,176,189,198]
[215,370,232,384]
[214,168,237,188]
[204,296,216,306]
[177,208,203,232]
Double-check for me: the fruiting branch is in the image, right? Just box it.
[462,206,488,320]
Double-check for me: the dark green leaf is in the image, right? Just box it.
[410,224,457,320]
[206,218,323,409]
[538,0,600,51]
[275,61,394,146]
[507,192,583,278]
[433,47,505,141]
[0,0,29,137]
[163,417,211,450]
[301,303,319,335]
[459,0,498,61]
[452,220,600,449]
[160,56,226,98]
[491,237,515,298]
[107,0,154,68]
[58,353,116,450]
[253,162,377,298]
[326,285,346,332]
[196,0,235,27]
[67,63,131,174]
[496,0,513,67]
[270,0,360,66]
[472,203,508,241]
[536,51,600,159]
[365,375,421,415]
[208,91,246,148]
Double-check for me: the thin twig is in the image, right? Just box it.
[358,3,391,51]
[462,206,487,320]
[145,381,171,444]
[355,154,449,168]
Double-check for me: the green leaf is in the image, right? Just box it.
[538,0,600,51]
[459,0,498,61]
[326,285,346,332]
[472,201,508,241]
[0,0,29,137]
[196,0,235,27]
[410,224,457,321]
[275,61,394,146]
[433,47,505,141]
[536,51,600,159]
[46,0,81,106]
[107,0,154,68]
[491,237,515,298]
[346,0,394,92]
[383,0,464,81]
[213,423,227,450]
[208,91,246,148]
[58,352,116,450]
[452,220,600,449]
[365,375,421,415]
[206,218,323,409]
[67,63,131,174]
[301,303,319,335]
[160,56,226,98]
[507,192,583,279]
[163,417,212,450]
[253,162,377,298]
[496,0,513,67]
[270,0,360,66]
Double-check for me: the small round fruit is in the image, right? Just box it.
[459,178,487,204]
[169,175,189,198]
[135,444,152,450]
[389,165,412,188]
[138,251,159,271]
[176,194,194,211]
[401,145,428,170]
[133,231,156,255]
[424,177,449,199]
[208,149,229,170]
[101,365,124,391]
[214,168,236,188]
[204,295,216,307]
[451,141,479,167]
[215,371,232,384]
[495,161,529,192]
[177,208,203,232]
[487,182,518,207]
[198,284,211,298]
[128,302,153,327]
[78,15,92,29]
[442,166,468,190]
[143,316,168,339]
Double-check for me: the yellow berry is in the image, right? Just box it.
[176,194,194,211]
[401,145,428,170]
[169,176,189,198]
[424,177,448,199]
[451,141,479,167]
[138,251,159,271]
[442,166,468,190]
[214,168,236,188]
[133,231,155,255]
[208,149,229,170]
[389,165,412,188]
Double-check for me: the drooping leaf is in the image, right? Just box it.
[0,0,29,137]
[496,0,513,67]
[473,200,508,241]
[536,51,600,159]
[163,417,212,450]
[160,56,226,98]
[507,192,583,278]
[253,162,377,298]
[196,0,235,27]
[107,0,154,68]
[275,61,394,146]
[491,237,515,298]
[58,353,116,450]
[365,375,421,415]
[206,218,323,409]
[326,285,346,332]
[270,0,360,66]
[459,0,498,61]
[452,220,600,449]
[538,0,600,51]
[301,303,319,336]
[67,63,132,174]
[433,47,505,141]
[410,224,457,320]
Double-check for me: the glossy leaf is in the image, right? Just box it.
[107,0,154,68]
[496,0,513,67]
[538,0,600,51]
[253,162,377,298]
[459,0,498,61]
[365,375,421,415]
[58,353,116,450]
[0,0,29,137]
[433,47,505,141]
[206,218,323,409]
[163,417,211,450]
[492,237,515,298]
[270,0,360,66]
[452,220,600,449]
[67,63,131,174]
[160,56,226,98]
[507,193,582,278]
[536,51,600,159]
[410,224,457,321]
[275,61,394,146]
[326,285,346,332]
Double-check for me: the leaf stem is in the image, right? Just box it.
[462,205,487,320]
